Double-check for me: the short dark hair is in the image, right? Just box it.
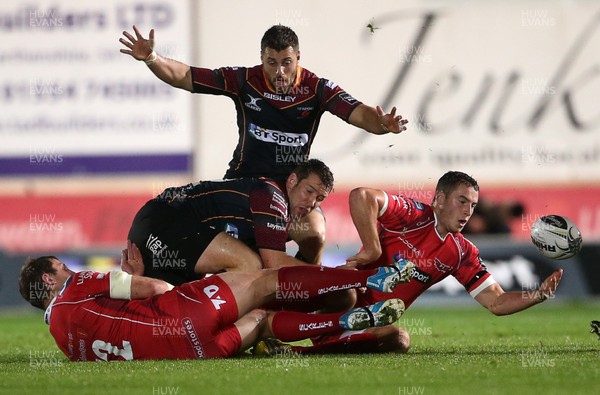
[435,171,479,196]
[261,25,299,53]
[292,159,334,192]
[19,256,57,310]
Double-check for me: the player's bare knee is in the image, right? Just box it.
[305,225,326,245]
[261,310,277,338]
[373,326,410,353]
[319,289,356,312]
[392,327,411,354]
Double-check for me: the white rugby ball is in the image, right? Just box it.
[530,215,582,260]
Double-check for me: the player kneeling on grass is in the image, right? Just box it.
[254,171,563,356]
[126,159,334,286]
[18,242,413,361]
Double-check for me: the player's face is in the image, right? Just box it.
[46,258,75,288]
[286,173,330,219]
[261,46,300,94]
[435,184,479,236]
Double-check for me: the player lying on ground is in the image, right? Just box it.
[126,159,333,286]
[120,24,409,265]
[254,171,563,355]
[18,243,414,361]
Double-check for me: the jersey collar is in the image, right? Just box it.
[43,275,73,325]
[261,66,304,94]
[433,212,449,241]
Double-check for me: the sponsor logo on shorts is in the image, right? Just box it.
[244,95,262,111]
[411,267,431,284]
[182,317,205,359]
[203,285,227,310]
[248,123,308,147]
[146,234,168,256]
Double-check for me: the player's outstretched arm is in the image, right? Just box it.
[474,269,563,316]
[130,275,173,299]
[346,187,386,266]
[119,25,193,92]
[348,104,408,135]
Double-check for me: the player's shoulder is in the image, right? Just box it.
[210,65,251,84]
[244,65,264,80]
[387,193,432,215]
[298,66,319,80]
[452,232,481,257]
[249,178,288,214]
[253,177,286,195]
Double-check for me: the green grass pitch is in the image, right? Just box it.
[1,302,598,395]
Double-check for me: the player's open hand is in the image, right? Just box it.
[119,25,154,61]
[538,268,563,301]
[121,240,145,276]
[346,248,382,267]
[377,106,408,133]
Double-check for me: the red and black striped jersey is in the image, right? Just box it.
[191,65,361,179]
[157,178,289,252]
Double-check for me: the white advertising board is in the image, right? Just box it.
[193,0,600,186]
[0,0,192,174]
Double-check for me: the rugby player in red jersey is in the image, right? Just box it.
[119,24,409,265]
[254,171,563,355]
[18,242,411,361]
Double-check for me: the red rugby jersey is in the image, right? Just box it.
[359,193,496,308]
[45,271,194,361]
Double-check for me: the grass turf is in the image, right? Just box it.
[0,302,598,395]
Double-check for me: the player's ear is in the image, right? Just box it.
[296,50,300,62]
[287,173,298,190]
[41,272,54,287]
[434,191,445,207]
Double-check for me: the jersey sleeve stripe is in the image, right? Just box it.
[200,216,254,223]
[468,275,497,298]
[378,192,389,218]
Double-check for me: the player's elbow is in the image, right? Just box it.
[350,187,367,199]
[154,281,173,296]
[132,277,172,299]
[486,302,512,316]
[169,68,193,92]
[349,187,370,208]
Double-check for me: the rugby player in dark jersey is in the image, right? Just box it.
[126,159,334,286]
[120,24,409,264]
